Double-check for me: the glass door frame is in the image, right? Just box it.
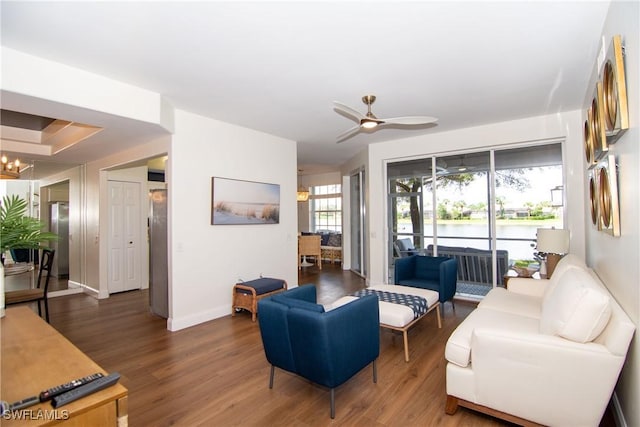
[350,168,366,278]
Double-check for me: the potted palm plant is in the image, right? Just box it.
[0,194,58,265]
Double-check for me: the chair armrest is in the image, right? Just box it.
[469,328,622,426]
[439,258,458,302]
[287,294,380,388]
[257,298,295,372]
[507,278,549,297]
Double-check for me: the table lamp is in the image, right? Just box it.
[536,228,570,278]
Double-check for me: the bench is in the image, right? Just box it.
[232,277,287,322]
[328,285,441,362]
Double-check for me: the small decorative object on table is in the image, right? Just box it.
[232,277,287,322]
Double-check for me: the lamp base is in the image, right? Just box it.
[546,254,562,278]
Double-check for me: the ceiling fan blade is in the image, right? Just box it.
[336,125,361,143]
[383,116,438,125]
[333,101,367,122]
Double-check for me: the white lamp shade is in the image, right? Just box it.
[536,228,570,254]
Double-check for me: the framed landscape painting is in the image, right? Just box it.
[211,177,280,225]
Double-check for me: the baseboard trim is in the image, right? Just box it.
[49,287,83,298]
[611,391,628,427]
[168,305,230,331]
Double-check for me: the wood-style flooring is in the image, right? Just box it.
[33,263,614,426]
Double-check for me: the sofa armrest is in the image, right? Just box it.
[287,294,380,388]
[506,277,549,297]
[469,328,623,426]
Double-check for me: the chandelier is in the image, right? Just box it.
[297,186,309,202]
[1,154,21,179]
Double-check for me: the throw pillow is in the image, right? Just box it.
[327,233,341,247]
[539,268,611,342]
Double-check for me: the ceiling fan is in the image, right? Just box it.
[333,95,437,143]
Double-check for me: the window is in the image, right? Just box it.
[310,184,342,232]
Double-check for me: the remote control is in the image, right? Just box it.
[51,373,120,409]
[39,372,104,402]
[10,396,40,411]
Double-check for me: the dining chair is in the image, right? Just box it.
[298,235,322,270]
[5,248,55,323]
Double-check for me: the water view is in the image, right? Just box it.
[396,220,562,262]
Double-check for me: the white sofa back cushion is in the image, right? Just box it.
[542,254,586,300]
[540,267,612,342]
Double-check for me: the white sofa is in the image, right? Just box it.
[444,254,635,426]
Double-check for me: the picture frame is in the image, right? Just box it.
[211,177,280,225]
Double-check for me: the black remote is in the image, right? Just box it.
[10,396,40,411]
[51,373,120,408]
[39,372,104,402]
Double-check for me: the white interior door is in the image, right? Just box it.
[108,180,142,293]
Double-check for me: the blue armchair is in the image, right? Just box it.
[258,284,380,418]
[394,255,458,305]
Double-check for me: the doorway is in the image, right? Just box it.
[107,180,143,294]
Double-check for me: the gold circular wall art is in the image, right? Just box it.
[599,167,612,228]
[584,118,593,164]
[589,174,598,225]
[603,60,618,131]
[590,95,603,152]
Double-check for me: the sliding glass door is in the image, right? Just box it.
[387,142,564,297]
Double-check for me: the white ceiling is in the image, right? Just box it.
[1,1,610,175]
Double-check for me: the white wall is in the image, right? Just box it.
[366,112,585,286]
[585,2,639,425]
[168,110,298,331]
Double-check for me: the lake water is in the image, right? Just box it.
[396,222,561,261]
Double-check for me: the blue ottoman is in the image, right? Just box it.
[232,278,287,322]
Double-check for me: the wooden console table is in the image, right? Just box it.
[1,306,128,426]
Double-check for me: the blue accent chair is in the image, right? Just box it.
[394,255,458,305]
[258,284,380,419]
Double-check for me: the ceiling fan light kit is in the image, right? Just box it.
[333,94,437,143]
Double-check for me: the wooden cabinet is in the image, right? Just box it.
[1,307,127,426]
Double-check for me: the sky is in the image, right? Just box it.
[429,166,563,209]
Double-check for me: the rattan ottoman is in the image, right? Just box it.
[232,277,288,322]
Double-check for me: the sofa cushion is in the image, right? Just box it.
[540,268,611,343]
[271,295,325,313]
[445,307,540,368]
[478,287,542,319]
[542,254,586,300]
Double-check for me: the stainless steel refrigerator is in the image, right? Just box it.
[149,189,168,318]
[49,202,69,278]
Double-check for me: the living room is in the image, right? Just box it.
[1,1,638,425]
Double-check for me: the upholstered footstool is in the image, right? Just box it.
[327,284,441,362]
[232,278,287,322]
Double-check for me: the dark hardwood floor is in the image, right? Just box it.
[30,263,614,426]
